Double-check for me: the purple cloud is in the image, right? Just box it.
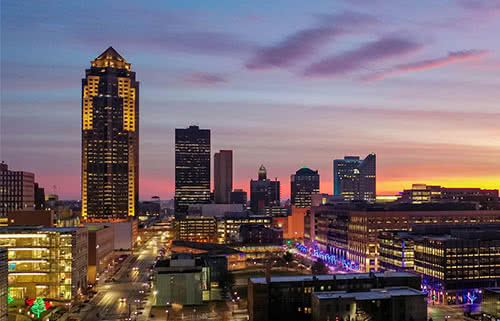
[363,49,491,81]
[182,72,227,85]
[246,11,378,70]
[304,36,422,77]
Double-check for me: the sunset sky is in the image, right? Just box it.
[1,0,500,200]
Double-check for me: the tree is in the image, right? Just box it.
[31,297,47,318]
[7,293,13,304]
[283,252,293,265]
[311,260,328,275]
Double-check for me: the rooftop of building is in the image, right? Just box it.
[317,201,497,212]
[484,288,500,294]
[172,240,243,256]
[0,226,84,233]
[250,271,419,284]
[313,287,425,301]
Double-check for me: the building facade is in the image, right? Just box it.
[250,165,280,213]
[231,189,247,205]
[81,47,139,221]
[87,225,115,284]
[400,184,499,205]
[291,167,320,208]
[175,216,218,243]
[0,163,35,218]
[311,287,427,321]
[153,253,208,306]
[1,227,88,302]
[214,150,232,204]
[333,154,376,202]
[248,272,422,321]
[0,248,7,321]
[175,126,211,214]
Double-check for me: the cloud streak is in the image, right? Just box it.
[364,49,491,80]
[304,36,422,77]
[182,72,227,85]
[246,11,378,70]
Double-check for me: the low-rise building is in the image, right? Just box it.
[248,272,422,321]
[0,248,7,321]
[87,225,115,284]
[0,227,88,302]
[311,287,427,321]
[240,224,283,245]
[482,288,500,320]
[171,240,246,270]
[220,213,272,244]
[175,216,218,243]
[379,225,500,305]
[152,253,208,306]
[85,219,137,250]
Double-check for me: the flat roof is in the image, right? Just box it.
[250,272,418,284]
[0,226,84,233]
[485,288,500,294]
[314,287,425,300]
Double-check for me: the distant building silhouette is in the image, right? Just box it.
[333,153,376,202]
[175,125,211,214]
[290,167,319,208]
[214,150,233,204]
[250,165,280,213]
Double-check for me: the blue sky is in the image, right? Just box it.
[1,0,500,199]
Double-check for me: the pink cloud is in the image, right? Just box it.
[364,49,491,81]
[304,36,422,77]
[246,11,378,70]
[182,72,227,85]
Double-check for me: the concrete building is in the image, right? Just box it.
[171,240,246,270]
[248,272,421,321]
[175,216,218,243]
[400,184,499,206]
[219,213,272,244]
[0,227,88,302]
[196,203,244,218]
[482,288,500,320]
[305,203,500,272]
[311,287,427,321]
[214,150,233,204]
[258,205,289,217]
[333,154,376,203]
[152,253,208,306]
[239,224,283,245]
[0,163,35,218]
[291,167,319,208]
[250,165,280,213]
[0,248,7,321]
[8,209,81,228]
[85,219,137,250]
[87,225,115,284]
[230,189,247,206]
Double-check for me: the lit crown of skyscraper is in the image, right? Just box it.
[258,164,267,180]
[91,46,130,70]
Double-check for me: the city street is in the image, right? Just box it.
[69,240,158,321]
[427,303,478,321]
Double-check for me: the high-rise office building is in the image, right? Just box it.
[333,153,376,202]
[175,125,211,214]
[290,167,320,208]
[0,163,35,218]
[250,165,280,213]
[81,47,139,221]
[214,150,233,204]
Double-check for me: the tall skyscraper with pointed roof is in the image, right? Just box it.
[81,47,139,221]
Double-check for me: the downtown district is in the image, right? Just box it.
[1,47,499,321]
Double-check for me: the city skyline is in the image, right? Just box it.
[2,1,500,200]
